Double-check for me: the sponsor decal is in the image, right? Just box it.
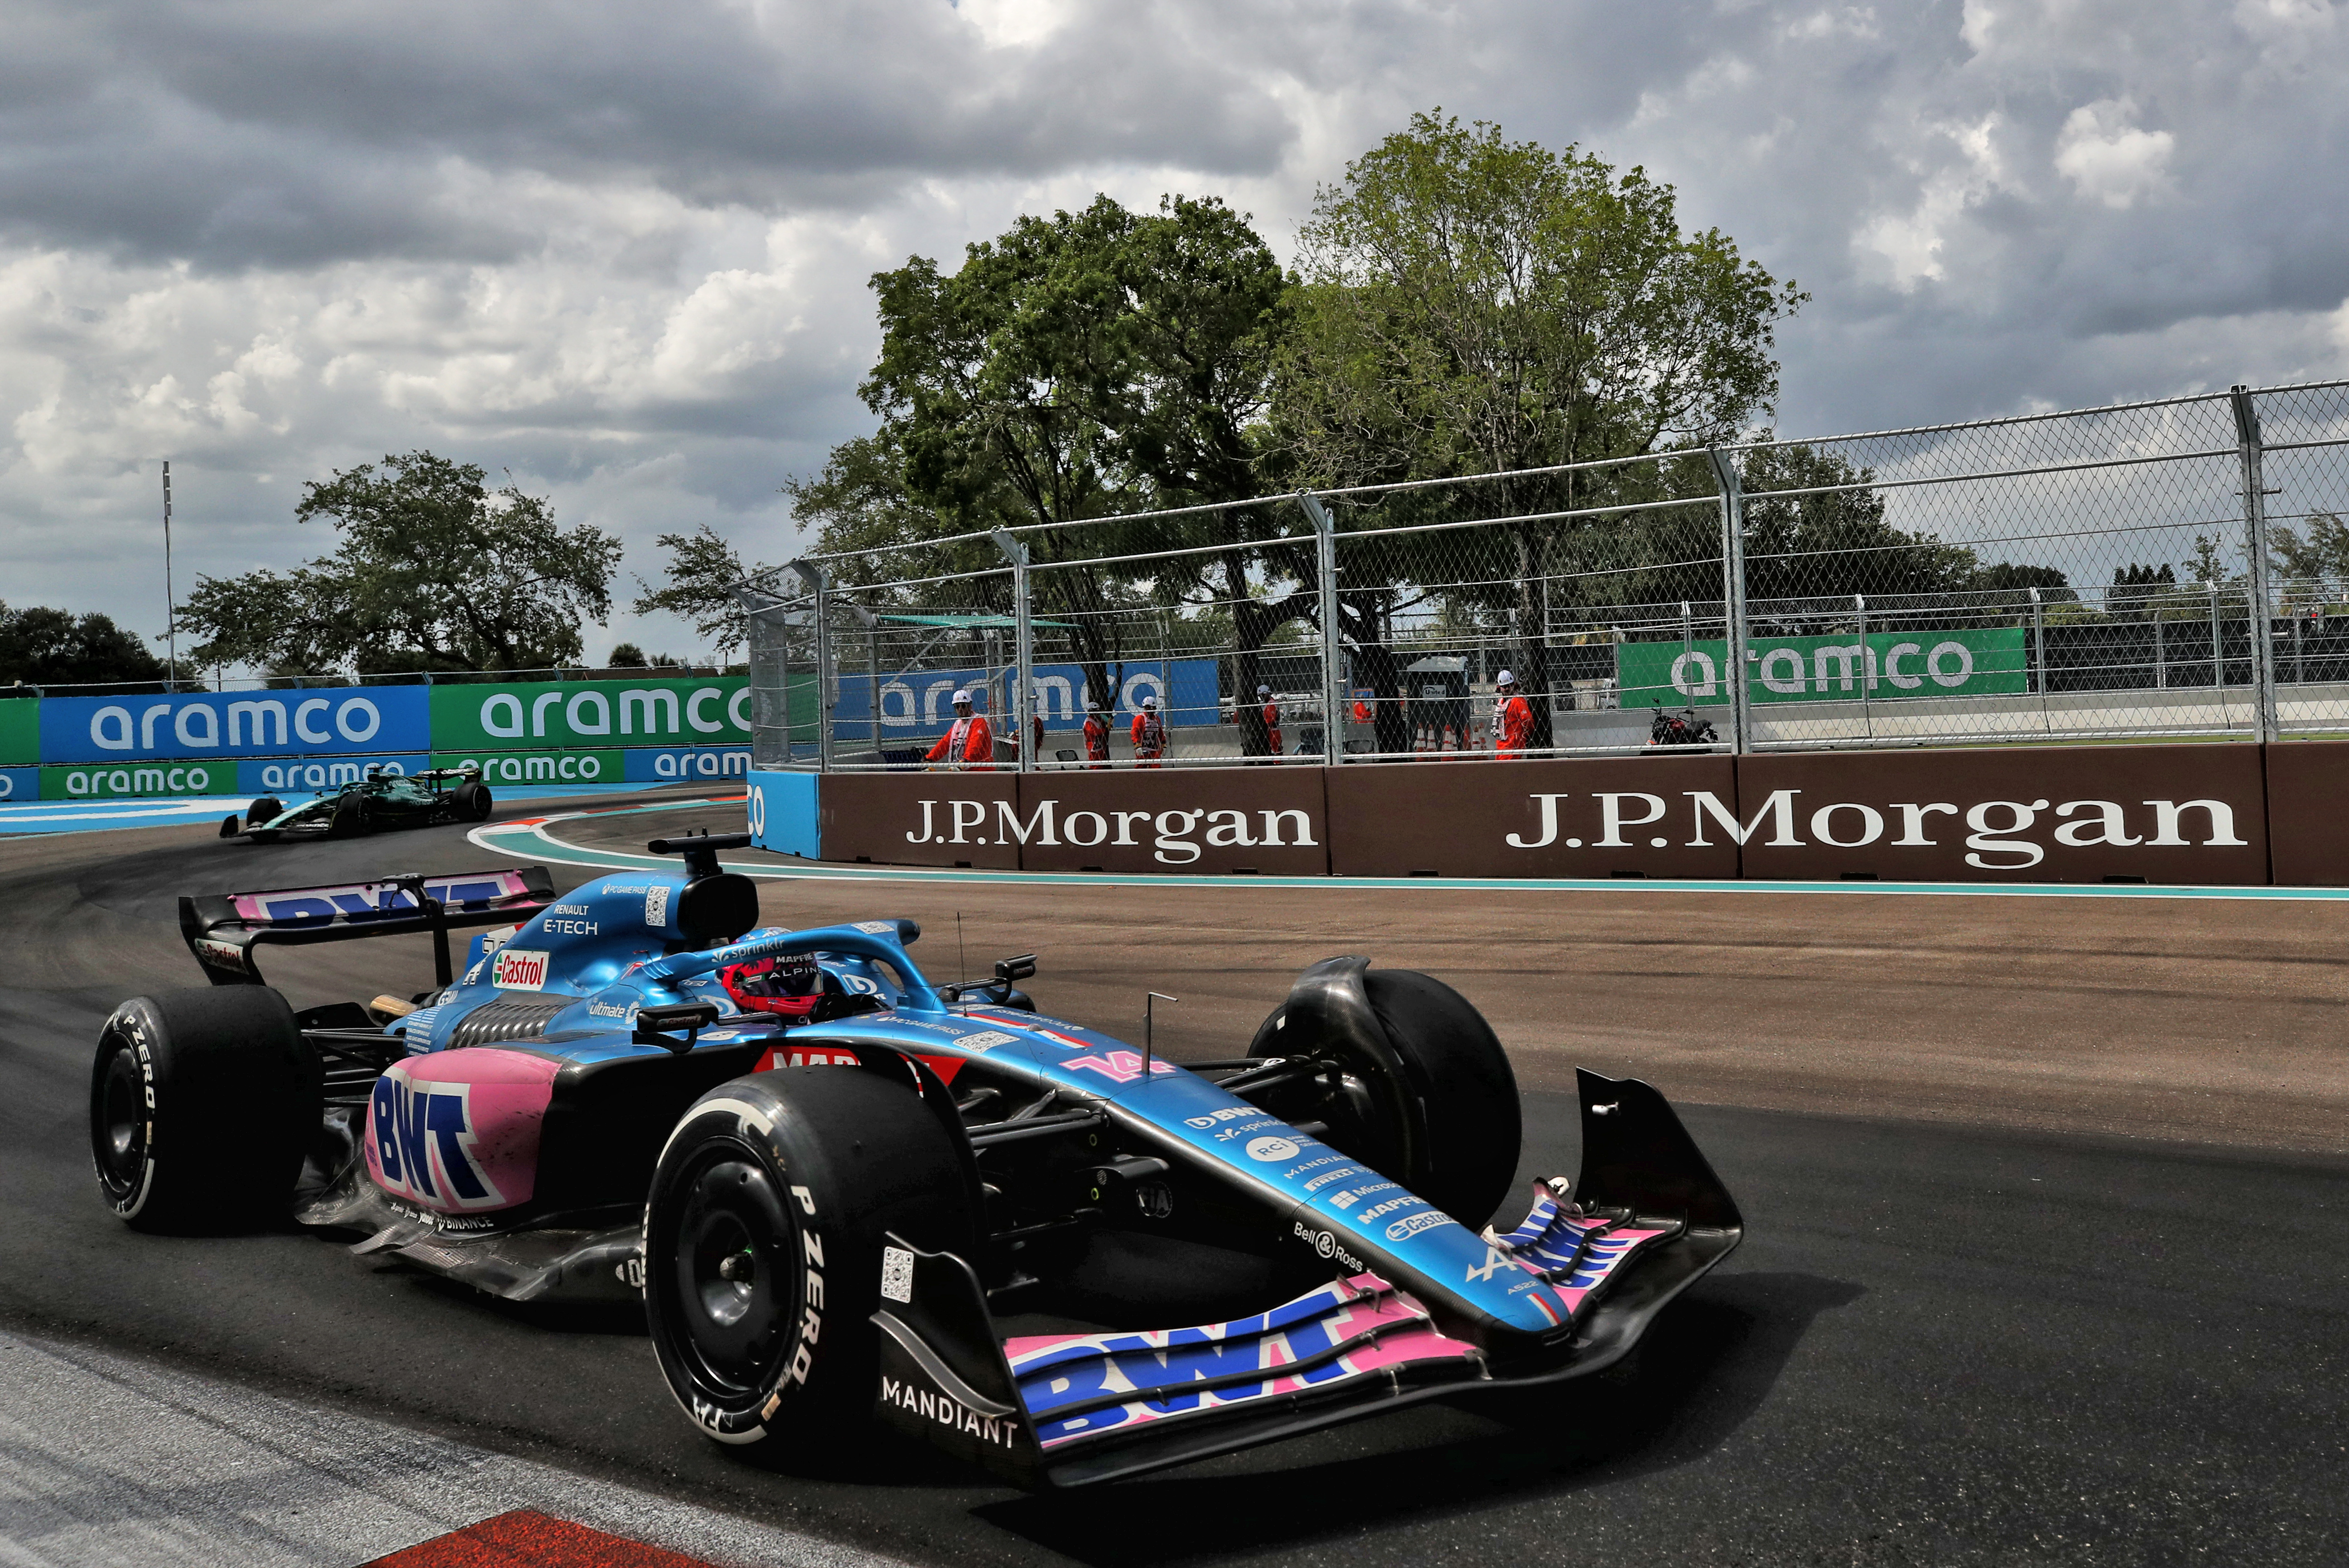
[755,1046,861,1071]
[236,873,535,928]
[881,1246,915,1305]
[1246,1136,1302,1162]
[1301,1167,1363,1193]
[1466,1245,1510,1284]
[904,797,1319,860]
[585,999,635,1022]
[192,936,246,971]
[643,885,671,926]
[43,687,428,763]
[543,917,599,936]
[491,948,551,989]
[369,1076,504,1208]
[432,678,750,752]
[1385,1212,1452,1242]
[879,1374,1020,1450]
[1061,1050,1180,1085]
[1184,1106,1259,1129]
[1356,1195,1426,1224]
[550,903,590,915]
[615,1256,647,1289]
[1283,1154,1344,1179]
[1328,1182,1398,1207]
[1616,628,2026,708]
[852,920,897,935]
[1292,1221,1367,1272]
[957,1030,1018,1051]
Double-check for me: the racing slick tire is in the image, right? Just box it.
[326,796,370,838]
[644,1063,979,1452]
[1249,967,1521,1229]
[453,780,492,821]
[246,796,283,826]
[90,987,322,1232]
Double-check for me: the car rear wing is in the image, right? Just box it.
[179,865,558,989]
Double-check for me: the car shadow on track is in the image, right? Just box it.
[974,1270,1862,1566]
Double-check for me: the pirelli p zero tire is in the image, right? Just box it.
[90,988,322,1233]
[246,796,283,826]
[453,781,492,821]
[644,1064,979,1452]
[1252,968,1521,1229]
[327,797,369,838]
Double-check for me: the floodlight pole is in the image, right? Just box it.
[990,530,1034,773]
[162,460,178,689]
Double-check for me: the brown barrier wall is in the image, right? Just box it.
[1734,746,2271,883]
[810,743,2329,883]
[1013,770,1331,875]
[820,772,1021,869]
[2262,741,2349,886]
[1324,755,1741,878]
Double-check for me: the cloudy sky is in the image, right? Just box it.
[4,0,2344,666]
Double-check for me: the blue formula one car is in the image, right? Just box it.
[91,831,1742,1488]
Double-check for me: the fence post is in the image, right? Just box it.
[989,530,1033,773]
[1299,492,1345,764]
[788,560,834,772]
[2230,385,2280,744]
[1706,448,1751,754]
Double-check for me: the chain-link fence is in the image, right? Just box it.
[744,379,2349,769]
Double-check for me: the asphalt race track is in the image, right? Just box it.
[4,791,2347,1565]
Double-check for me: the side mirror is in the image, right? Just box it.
[994,953,1038,984]
[634,1000,722,1053]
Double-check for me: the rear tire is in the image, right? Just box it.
[453,780,492,820]
[644,1064,979,1451]
[90,988,321,1232]
[1250,968,1520,1228]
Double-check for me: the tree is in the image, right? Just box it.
[2110,563,2177,620]
[1275,111,1806,743]
[2271,513,2349,606]
[608,643,648,667]
[0,603,168,687]
[177,451,622,675]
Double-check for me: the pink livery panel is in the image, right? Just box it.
[363,1049,558,1214]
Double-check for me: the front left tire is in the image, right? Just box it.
[643,1062,979,1451]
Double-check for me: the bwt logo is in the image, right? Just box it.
[906,799,1317,864]
[370,1073,503,1209]
[1506,790,2248,869]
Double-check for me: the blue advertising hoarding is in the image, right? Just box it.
[826,659,1219,742]
[39,687,431,765]
[746,768,818,860]
[625,746,751,783]
[0,766,34,801]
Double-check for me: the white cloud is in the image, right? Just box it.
[2053,99,2175,209]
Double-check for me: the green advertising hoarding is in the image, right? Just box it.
[429,677,750,751]
[0,699,35,765]
[40,761,243,799]
[1616,628,2028,707]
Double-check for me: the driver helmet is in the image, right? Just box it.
[718,955,824,1020]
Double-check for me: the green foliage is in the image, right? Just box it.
[0,602,168,687]
[177,451,622,675]
[608,642,647,667]
[2270,514,2349,603]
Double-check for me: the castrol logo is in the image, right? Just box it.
[491,948,551,990]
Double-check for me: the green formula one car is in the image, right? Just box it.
[221,767,494,843]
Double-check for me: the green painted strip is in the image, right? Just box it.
[469,809,2349,903]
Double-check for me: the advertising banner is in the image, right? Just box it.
[747,769,818,860]
[431,749,625,787]
[38,687,431,764]
[625,747,751,784]
[829,659,1220,742]
[1013,769,1331,875]
[0,765,34,801]
[0,700,34,766]
[1734,745,2268,883]
[1326,755,1742,879]
[40,761,243,799]
[822,772,1022,869]
[1616,629,2027,708]
[239,754,431,796]
[2236,741,2344,886]
[429,679,749,753]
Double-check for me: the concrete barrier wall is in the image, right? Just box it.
[760,742,2349,886]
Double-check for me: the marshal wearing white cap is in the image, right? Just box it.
[1491,669,1534,759]
[925,687,994,769]
[1130,694,1169,767]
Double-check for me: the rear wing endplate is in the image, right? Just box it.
[179,865,557,989]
